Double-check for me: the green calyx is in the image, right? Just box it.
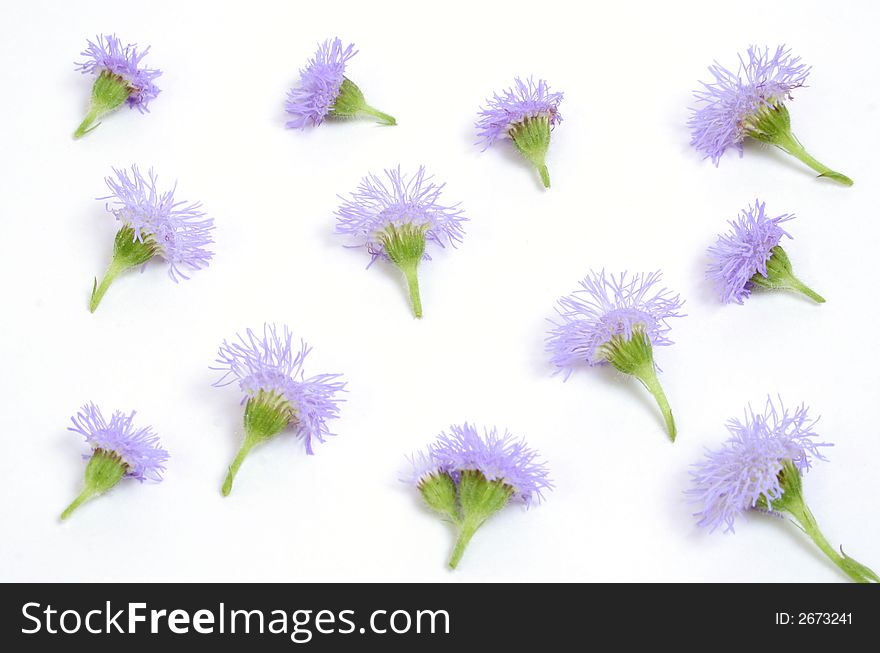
[89,225,158,313]
[745,102,852,186]
[418,469,514,570]
[329,78,396,126]
[768,460,879,583]
[599,327,677,441]
[379,223,428,319]
[750,246,825,303]
[509,115,552,188]
[60,449,129,520]
[74,70,134,139]
[221,390,293,496]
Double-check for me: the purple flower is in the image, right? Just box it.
[476,77,563,148]
[102,165,215,281]
[688,397,830,533]
[68,402,169,482]
[688,45,808,164]
[212,323,346,455]
[546,271,684,376]
[335,166,466,318]
[410,423,552,505]
[476,77,563,188]
[75,34,161,112]
[335,166,466,263]
[285,38,356,128]
[285,38,395,128]
[546,271,685,440]
[706,200,794,304]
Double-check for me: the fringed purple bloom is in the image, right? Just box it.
[546,271,684,441]
[69,402,169,482]
[89,165,215,311]
[335,166,466,263]
[213,324,346,496]
[410,423,552,505]
[689,397,830,534]
[61,403,169,520]
[213,323,346,455]
[688,45,852,185]
[707,200,793,303]
[690,399,879,582]
[476,77,563,187]
[286,38,395,128]
[76,34,161,111]
[706,200,824,304]
[335,166,467,318]
[285,38,356,128]
[410,423,551,569]
[476,77,563,147]
[689,45,808,164]
[102,165,215,281]
[546,271,684,375]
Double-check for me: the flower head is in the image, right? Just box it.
[335,166,466,264]
[410,423,552,505]
[101,165,215,282]
[335,167,466,317]
[707,200,794,304]
[546,270,684,376]
[68,402,169,482]
[285,38,357,128]
[213,324,345,455]
[476,77,563,149]
[75,34,161,112]
[689,45,809,164]
[689,397,831,533]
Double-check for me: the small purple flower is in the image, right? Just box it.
[76,34,161,111]
[74,34,161,138]
[546,271,685,440]
[410,423,552,505]
[69,402,169,482]
[212,324,346,495]
[688,46,851,185]
[89,166,215,312]
[103,165,215,280]
[476,77,563,188]
[689,397,829,533]
[547,271,684,374]
[707,200,824,304]
[689,46,807,164]
[286,38,395,129]
[409,423,551,568]
[689,398,878,582]
[335,166,467,318]
[336,166,466,262]
[62,402,168,520]
[213,324,346,454]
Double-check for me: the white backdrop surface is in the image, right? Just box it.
[1,0,878,582]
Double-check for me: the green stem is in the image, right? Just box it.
[448,519,478,570]
[537,164,550,188]
[789,503,870,583]
[790,278,826,304]
[89,261,124,313]
[60,488,96,520]
[635,366,676,442]
[222,439,255,496]
[775,132,853,186]
[74,107,102,139]
[360,105,396,126]
[401,262,423,319]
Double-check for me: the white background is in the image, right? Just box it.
[1,0,878,583]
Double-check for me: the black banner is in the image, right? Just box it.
[0,583,875,649]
